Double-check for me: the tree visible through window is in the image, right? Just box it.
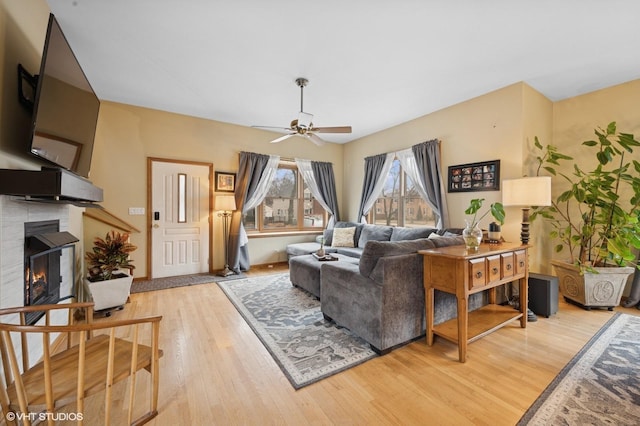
[371,159,436,227]
[243,161,326,232]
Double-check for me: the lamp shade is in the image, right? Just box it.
[502,176,552,207]
[215,195,236,212]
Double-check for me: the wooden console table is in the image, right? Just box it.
[419,243,529,362]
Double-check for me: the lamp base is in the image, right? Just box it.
[218,265,234,277]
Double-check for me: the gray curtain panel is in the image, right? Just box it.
[311,160,340,227]
[228,151,272,272]
[412,139,449,228]
[357,153,389,223]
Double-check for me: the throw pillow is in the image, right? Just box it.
[332,227,356,247]
[358,224,393,248]
[428,232,443,239]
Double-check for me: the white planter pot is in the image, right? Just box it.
[85,272,133,311]
[551,260,634,310]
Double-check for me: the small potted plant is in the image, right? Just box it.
[85,230,137,312]
[531,122,640,309]
[463,198,505,250]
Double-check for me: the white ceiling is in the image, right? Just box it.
[47,0,640,144]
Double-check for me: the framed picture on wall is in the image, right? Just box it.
[215,171,235,193]
[447,160,500,193]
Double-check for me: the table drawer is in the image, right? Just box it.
[515,250,527,275]
[469,258,486,289]
[501,252,515,278]
[487,255,501,283]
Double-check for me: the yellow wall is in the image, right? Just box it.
[2,1,638,281]
[548,79,640,281]
[90,102,344,277]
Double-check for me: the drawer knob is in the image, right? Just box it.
[492,267,498,274]
[475,271,483,279]
[506,264,512,270]
[519,261,525,267]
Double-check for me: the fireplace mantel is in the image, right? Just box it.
[0,168,103,205]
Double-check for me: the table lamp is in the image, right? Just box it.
[502,176,552,245]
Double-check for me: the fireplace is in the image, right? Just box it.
[24,220,79,325]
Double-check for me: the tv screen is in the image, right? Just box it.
[29,14,100,178]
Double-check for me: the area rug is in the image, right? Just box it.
[131,272,245,293]
[518,313,640,425]
[216,273,377,389]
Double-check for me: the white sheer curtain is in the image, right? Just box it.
[359,152,395,223]
[238,154,280,247]
[295,158,330,212]
[396,147,442,228]
[295,158,338,228]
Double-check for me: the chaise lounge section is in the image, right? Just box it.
[319,236,488,354]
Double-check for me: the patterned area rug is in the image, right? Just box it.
[217,273,377,389]
[518,313,640,425]
[131,272,245,293]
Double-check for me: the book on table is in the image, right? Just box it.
[312,253,338,261]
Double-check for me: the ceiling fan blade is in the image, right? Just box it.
[270,133,296,144]
[251,125,293,133]
[310,126,352,134]
[306,133,326,146]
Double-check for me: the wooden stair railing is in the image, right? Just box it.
[0,303,162,426]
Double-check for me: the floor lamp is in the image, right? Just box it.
[215,195,236,277]
[502,176,552,322]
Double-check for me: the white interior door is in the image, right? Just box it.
[151,160,211,278]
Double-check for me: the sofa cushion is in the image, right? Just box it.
[391,227,437,241]
[332,227,356,247]
[430,235,465,248]
[336,247,364,258]
[358,224,393,248]
[323,221,363,246]
[359,239,436,278]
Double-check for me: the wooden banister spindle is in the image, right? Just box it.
[127,324,140,425]
[104,329,117,425]
[42,332,55,426]
[76,331,87,425]
[19,312,28,372]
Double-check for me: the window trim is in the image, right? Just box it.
[369,158,435,228]
[244,160,327,234]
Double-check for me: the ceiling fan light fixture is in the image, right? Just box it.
[253,77,351,145]
[297,112,313,128]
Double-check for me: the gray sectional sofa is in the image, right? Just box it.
[287,222,486,354]
[286,221,456,260]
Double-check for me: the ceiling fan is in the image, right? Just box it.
[252,78,352,146]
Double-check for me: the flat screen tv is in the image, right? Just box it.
[28,14,100,178]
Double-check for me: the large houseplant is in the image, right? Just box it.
[531,122,640,309]
[85,230,137,312]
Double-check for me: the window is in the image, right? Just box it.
[243,161,326,232]
[370,159,436,227]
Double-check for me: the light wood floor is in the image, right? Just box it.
[80,265,640,425]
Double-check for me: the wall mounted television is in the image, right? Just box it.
[28,14,100,178]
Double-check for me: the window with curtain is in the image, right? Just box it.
[243,160,327,232]
[370,158,436,227]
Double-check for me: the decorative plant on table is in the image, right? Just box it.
[463,198,505,250]
[530,122,640,309]
[86,230,137,282]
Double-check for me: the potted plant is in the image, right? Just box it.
[531,122,640,309]
[463,198,505,250]
[85,230,137,312]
